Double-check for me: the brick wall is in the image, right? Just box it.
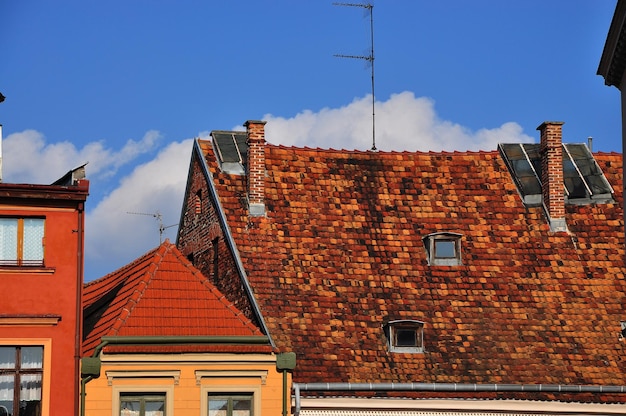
[177,147,258,324]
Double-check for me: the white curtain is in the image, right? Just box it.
[22,219,44,264]
[19,374,41,401]
[0,219,17,263]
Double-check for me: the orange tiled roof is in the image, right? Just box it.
[200,140,626,389]
[82,240,268,356]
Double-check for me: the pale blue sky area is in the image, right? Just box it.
[0,1,621,279]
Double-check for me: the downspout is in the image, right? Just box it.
[293,382,626,416]
[80,339,109,416]
[75,201,85,416]
[282,369,288,416]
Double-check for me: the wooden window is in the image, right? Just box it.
[0,218,45,266]
[0,346,44,416]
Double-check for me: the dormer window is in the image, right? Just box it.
[384,320,424,353]
[423,232,462,266]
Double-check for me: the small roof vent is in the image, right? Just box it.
[211,130,248,175]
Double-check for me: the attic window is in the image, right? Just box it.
[498,143,614,206]
[211,130,248,175]
[384,320,424,353]
[423,232,462,266]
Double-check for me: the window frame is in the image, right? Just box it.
[385,320,424,353]
[207,393,253,416]
[0,217,46,267]
[0,343,47,416]
[200,383,261,416]
[423,232,462,266]
[119,392,166,416]
[112,384,174,416]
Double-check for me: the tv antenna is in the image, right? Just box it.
[127,211,178,244]
[333,2,377,151]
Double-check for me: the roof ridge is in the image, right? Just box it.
[265,143,501,155]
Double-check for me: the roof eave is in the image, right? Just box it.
[598,0,626,88]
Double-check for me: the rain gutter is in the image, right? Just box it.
[293,382,626,416]
[190,138,275,347]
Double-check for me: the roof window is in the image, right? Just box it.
[384,320,424,353]
[423,232,462,266]
[211,130,248,175]
[498,143,614,206]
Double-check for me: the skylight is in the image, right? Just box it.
[498,143,614,206]
[211,131,248,175]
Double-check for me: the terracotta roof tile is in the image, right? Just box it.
[199,141,626,390]
[82,240,265,356]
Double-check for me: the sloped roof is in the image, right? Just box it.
[82,240,269,356]
[197,138,626,395]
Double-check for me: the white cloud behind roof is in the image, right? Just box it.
[2,92,535,280]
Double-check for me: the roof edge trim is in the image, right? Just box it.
[191,138,276,347]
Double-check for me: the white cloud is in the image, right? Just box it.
[7,92,535,280]
[2,129,161,184]
[84,138,194,280]
[263,91,534,151]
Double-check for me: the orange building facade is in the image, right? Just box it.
[0,167,89,416]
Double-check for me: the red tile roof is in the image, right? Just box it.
[194,139,626,394]
[82,240,269,356]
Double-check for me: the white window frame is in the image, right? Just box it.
[423,232,462,266]
[385,320,424,353]
[198,374,262,416]
[112,382,174,416]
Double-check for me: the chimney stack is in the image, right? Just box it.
[537,121,566,232]
[244,120,266,217]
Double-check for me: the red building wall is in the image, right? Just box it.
[0,180,89,416]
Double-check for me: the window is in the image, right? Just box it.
[498,142,614,206]
[120,393,165,416]
[423,232,462,266]
[208,394,253,416]
[0,218,45,266]
[385,320,424,353]
[0,346,43,416]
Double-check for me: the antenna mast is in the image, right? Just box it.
[333,2,376,151]
[127,211,178,244]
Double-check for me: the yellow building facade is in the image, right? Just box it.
[83,349,289,416]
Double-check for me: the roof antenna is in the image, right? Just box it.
[127,211,178,244]
[333,2,377,151]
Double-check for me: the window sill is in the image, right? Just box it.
[0,266,56,274]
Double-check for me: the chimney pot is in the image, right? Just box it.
[537,121,566,232]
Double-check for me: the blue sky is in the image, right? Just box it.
[0,1,621,280]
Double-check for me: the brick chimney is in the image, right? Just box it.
[537,121,567,232]
[245,120,266,217]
